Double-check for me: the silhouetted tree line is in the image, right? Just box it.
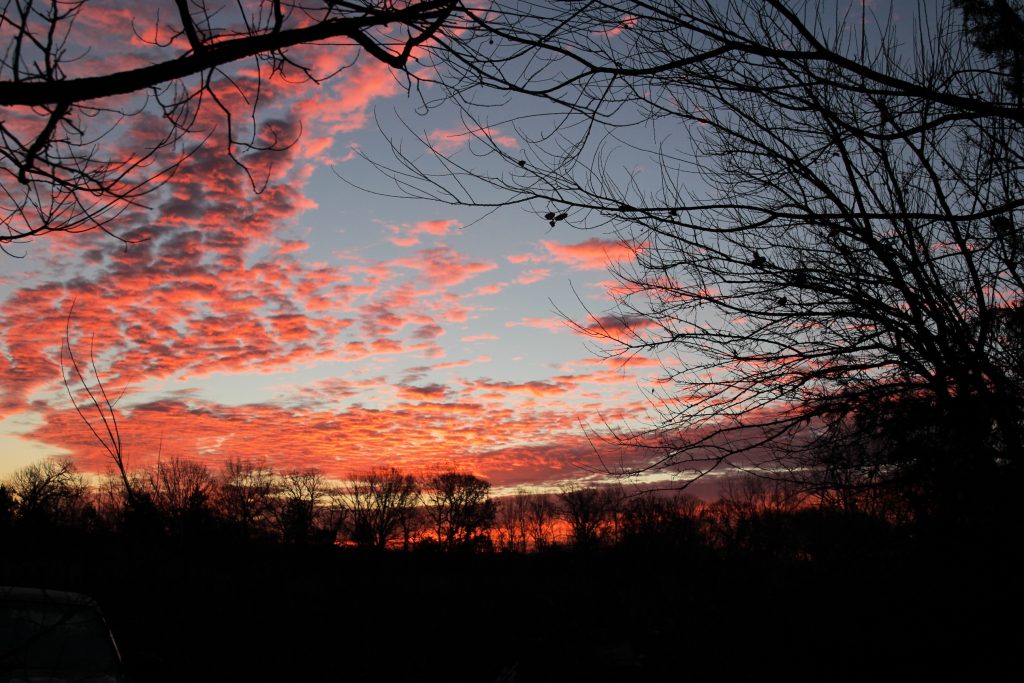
[3,455,1017,681]
[2,453,980,560]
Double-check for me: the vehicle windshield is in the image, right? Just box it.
[0,598,121,679]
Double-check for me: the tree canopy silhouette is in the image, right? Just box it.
[347,466,420,549]
[423,468,495,549]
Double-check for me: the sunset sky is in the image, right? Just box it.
[0,1,678,488]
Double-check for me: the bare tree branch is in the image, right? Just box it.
[61,301,134,502]
[0,0,459,246]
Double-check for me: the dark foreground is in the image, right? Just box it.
[1,531,1019,682]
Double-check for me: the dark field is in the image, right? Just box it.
[1,528,1018,682]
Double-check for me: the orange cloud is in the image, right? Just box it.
[27,391,653,488]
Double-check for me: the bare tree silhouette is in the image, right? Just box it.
[494,489,558,551]
[365,1,1024,506]
[556,484,619,548]
[140,456,215,538]
[214,456,276,539]
[346,466,420,549]
[275,467,333,544]
[61,307,136,505]
[494,489,531,552]
[524,492,557,550]
[4,457,87,528]
[619,490,700,548]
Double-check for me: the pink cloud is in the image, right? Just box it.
[592,14,638,38]
[276,240,310,255]
[508,252,546,264]
[413,219,460,236]
[469,378,577,397]
[581,315,660,335]
[471,283,508,296]
[292,56,403,134]
[433,355,491,369]
[541,238,639,270]
[574,356,664,370]
[389,246,497,293]
[396,383,449,400]
[505,318,567,333]
[425,126,519,155]
[412,323,445,340]
[516,269,550,285]
[385,219,462,247]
